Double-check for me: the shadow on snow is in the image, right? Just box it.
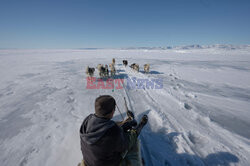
[136,111,239,166]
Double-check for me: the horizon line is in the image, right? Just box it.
[1,44,250,50]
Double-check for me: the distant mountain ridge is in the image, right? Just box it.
[1,44,250,50]
[121,44,250,50]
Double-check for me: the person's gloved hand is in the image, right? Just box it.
[121,119,137,132]
[127,110,135,119]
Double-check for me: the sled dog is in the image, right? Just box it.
[109,63,116,76]
[85,66,95,77]
[144,64,150,73]
[112,58,115,65]
[123,60,128,67]
[130,63,139,72]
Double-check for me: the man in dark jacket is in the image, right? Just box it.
[79,95,147,166]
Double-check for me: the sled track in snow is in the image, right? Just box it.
[118,66,154,166]
[118,65,203,166]
[118,65,194,166]
[116,63,250,166]
[121,78,154,166]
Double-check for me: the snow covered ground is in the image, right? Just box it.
[0,46,250,166]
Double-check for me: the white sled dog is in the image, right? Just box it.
[144,64,150,73]
[97,64,104,77]
[97,64,103,71]
[85,66,95,77]
[109,63,116,76]
[130,63,139,72]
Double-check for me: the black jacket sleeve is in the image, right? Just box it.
[105,124,129,153]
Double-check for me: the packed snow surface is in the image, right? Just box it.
[0,47,250,166]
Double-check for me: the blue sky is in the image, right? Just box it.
[0,0,250,48]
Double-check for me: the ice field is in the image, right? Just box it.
[0,46,250,166]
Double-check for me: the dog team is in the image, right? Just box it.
[86,58,150,77]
